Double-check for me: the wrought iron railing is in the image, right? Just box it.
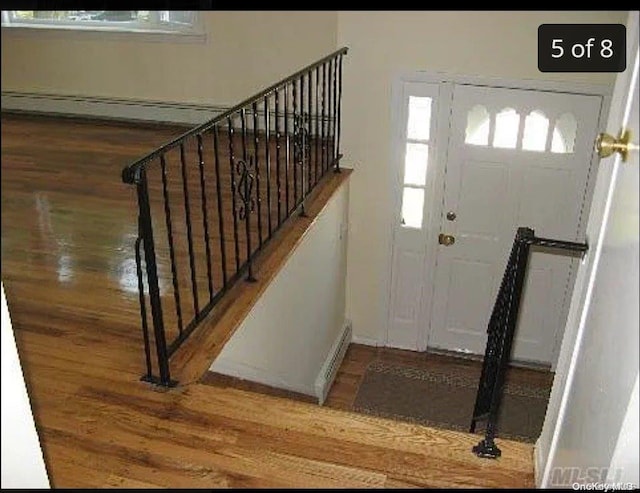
[123,47,348,387]
[470,227,588,458]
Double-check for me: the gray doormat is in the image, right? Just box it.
[353,361,551,443]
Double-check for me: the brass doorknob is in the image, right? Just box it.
[596,129,639,162]
[438,233,455,246]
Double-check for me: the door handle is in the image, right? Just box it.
[596,129,639,163]
[439,233,455,246]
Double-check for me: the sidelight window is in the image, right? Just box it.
[400,96,434,229]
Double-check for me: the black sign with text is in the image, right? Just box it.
[538,24,626,73]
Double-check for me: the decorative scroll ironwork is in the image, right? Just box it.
[235,157,256,221]
[470,227,588,459]
[293,113,310,167]
[235,155,257,283]
[293,113,311,215]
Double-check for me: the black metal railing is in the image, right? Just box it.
[470,227,588,458]
[123,47,348,387]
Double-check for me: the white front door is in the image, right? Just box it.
[427,85,602,365]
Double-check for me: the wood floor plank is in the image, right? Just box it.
[182,386,534,477]
[1,113,534,488]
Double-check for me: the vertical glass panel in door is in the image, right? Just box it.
[465,105,490,145]
[401,187,425,229]
[407,96,432,141]
[551,113,577,154]
[403,143,429,186]
[493,108,520,149]
[522,110,549,151]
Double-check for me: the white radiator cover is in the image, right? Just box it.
[315,320,352,405]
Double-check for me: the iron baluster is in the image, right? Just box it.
[197,134,214,301]
[160,154,184,335]
[228,117,241,273]
[292,79,299,210]
[307,69,312,192]
[136,169,174,387]
[331,57,338,170]
[315,66,321,185]
[275,89,282,227]
[264,95,273,238]
[134,233,153,381]
[236,157,257,282]
[326,58,332,173]
[284,83,291,216]
[300,74,306,203]
[213,125,228,287]
[180,142,199,316]
[252,102,263,248]
[293,113,310,217]
[335,53,343,173]
[321,62,327,173]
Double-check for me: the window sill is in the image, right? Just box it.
[0,24,207,44]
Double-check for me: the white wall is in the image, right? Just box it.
[210,180,350,397]
[1,284,50,489]
[336,11,626,345]
[536,10,638,487]
[1,11,338,106]
[608,375,639,485]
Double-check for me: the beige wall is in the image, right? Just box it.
[337,11,627,344]
[0,11,338,105]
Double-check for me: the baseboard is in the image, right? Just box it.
[1,90,337,129]
[1,91,227,125]
[315,320,353,405]
[210,358,315,398]
[534,438,545,488]
[351,333,381,347]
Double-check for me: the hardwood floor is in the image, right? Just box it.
[204,343,554,440]
[1,113,535,488]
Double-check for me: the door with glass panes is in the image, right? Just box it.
[387,80,603,365]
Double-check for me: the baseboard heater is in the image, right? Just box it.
[315,320,352,405]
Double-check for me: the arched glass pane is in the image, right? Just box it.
[403,143,428,186]
[522,110,549,152]
[551,113,577,154]
[401,187,424,229]
[465,105,490,145]
[493,108,519,149]
[407,96,432,141]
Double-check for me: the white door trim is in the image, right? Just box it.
[384,71,611,355]
[393,70,612,98]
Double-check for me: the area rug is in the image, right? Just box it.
[353,360,551,443]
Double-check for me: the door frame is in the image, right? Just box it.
[385,71,611,365]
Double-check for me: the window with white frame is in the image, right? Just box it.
[400,93,435,229]
[464,105,578,154]
[1,11,198,34]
